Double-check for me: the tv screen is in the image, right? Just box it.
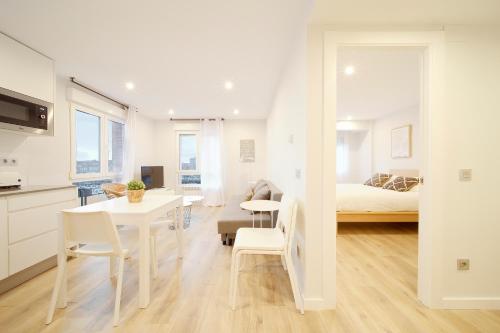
[141,166,164,189]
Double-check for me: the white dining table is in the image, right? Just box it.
[54,192,184,309]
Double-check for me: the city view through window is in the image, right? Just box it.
[179,133,201,185]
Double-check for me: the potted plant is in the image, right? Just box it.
[127,180,146,203]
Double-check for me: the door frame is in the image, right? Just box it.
[319,30,445,308]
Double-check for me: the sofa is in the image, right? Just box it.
[217,180,283,245]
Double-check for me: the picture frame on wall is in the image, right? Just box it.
[391,125,412,158]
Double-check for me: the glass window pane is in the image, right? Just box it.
[76,110,100,174]
[180,174,201,185]
[108,120,125,173]
[179,134,197,170]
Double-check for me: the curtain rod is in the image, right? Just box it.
[170,118,225,121]
[70,77,130,110]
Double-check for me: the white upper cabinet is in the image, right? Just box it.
[0,33,54,104]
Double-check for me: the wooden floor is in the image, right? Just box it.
[0,210,499,332]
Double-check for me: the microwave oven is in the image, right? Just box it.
[0,89,53,135]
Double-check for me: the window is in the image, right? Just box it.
[71,104,126,179]
[75,111,101,174]
[177,132,201,186]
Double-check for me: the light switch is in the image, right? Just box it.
[288,134,294,144]
[295,169,301,179]
[459,169,472,182]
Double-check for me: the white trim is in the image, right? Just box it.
[67,87,126,120]
[441,297,500,309]
[317,29,445,310]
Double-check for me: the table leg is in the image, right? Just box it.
[252,212,255,228]
[176,205,184,258]
[56,213,67,308]
[138,219,151,308]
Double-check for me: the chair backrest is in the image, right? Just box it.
[275,194,298,255]
[62,211,123,254]
[101,183,127,199]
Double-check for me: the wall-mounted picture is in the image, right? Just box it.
[391,125,412,158]
[240,139,255,162]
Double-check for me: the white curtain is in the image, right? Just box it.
[336,132,349,182]
[200,119,225,206]
[123,106,137,182]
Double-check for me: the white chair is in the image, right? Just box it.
[229,195,304,314]
[46,211,128,327]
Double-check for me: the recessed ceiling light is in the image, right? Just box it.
[233,109,240,115]
[168,109,174,115]
[125,82,135,90]
[224,81,234,90]
[346,116,353,120]
[344,66,355,76]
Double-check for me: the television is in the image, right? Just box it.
[141,166,164,189]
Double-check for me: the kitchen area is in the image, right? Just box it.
[0,32,79,293]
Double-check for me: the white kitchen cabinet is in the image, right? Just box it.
[0,186,77,283]
[0,32,54,103]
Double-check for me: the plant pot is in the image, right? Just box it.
[127,189,145,203]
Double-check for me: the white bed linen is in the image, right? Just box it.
[336,184,418,212]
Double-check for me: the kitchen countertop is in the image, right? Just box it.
[0,185,76,197]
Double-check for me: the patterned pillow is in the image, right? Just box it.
[382,176,419,192]
[364,173,392,187]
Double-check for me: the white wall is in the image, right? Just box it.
[372,107,420,173]
[133,113,157,180]
[153,119,267,199]
[267,28,307,291]
[0,76,71,186]
[438,26,500,308]
[223,120,267,198]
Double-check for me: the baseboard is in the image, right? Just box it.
[0,255,57,295]
[441,296,500,309]
[303,296,336,310]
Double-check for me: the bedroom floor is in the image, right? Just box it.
[336,223,500,332]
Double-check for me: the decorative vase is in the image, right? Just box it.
[127,189,145,203]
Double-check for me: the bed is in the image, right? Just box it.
[336,169,419,223]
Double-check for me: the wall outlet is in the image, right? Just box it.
[0,156,18,167]
[459,169,472,182]
[457,258,470,271]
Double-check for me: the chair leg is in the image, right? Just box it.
[230,251,241,310]
[285,254,304,314]
[46,256,67,324]
[151,236,158,279]
[109,256,117,278]
[113,256,125,327]
[281,255,287,271]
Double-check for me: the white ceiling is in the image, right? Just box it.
[0,0,310,119]
[337,47,422,121]
[310,0,500,25]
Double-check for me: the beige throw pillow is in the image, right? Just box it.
[251,185,271,200]
[244,187,254,201]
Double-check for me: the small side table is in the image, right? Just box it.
[240,200,281,228]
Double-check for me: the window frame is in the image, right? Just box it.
[176,130,201,188]
[70,103,126,180]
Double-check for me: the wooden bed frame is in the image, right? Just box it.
[337,211,418,223]
[337,169,419,223]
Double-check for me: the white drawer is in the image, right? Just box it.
[9,230,58,275]
[8,201,76,244]
[7,188,77,212]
